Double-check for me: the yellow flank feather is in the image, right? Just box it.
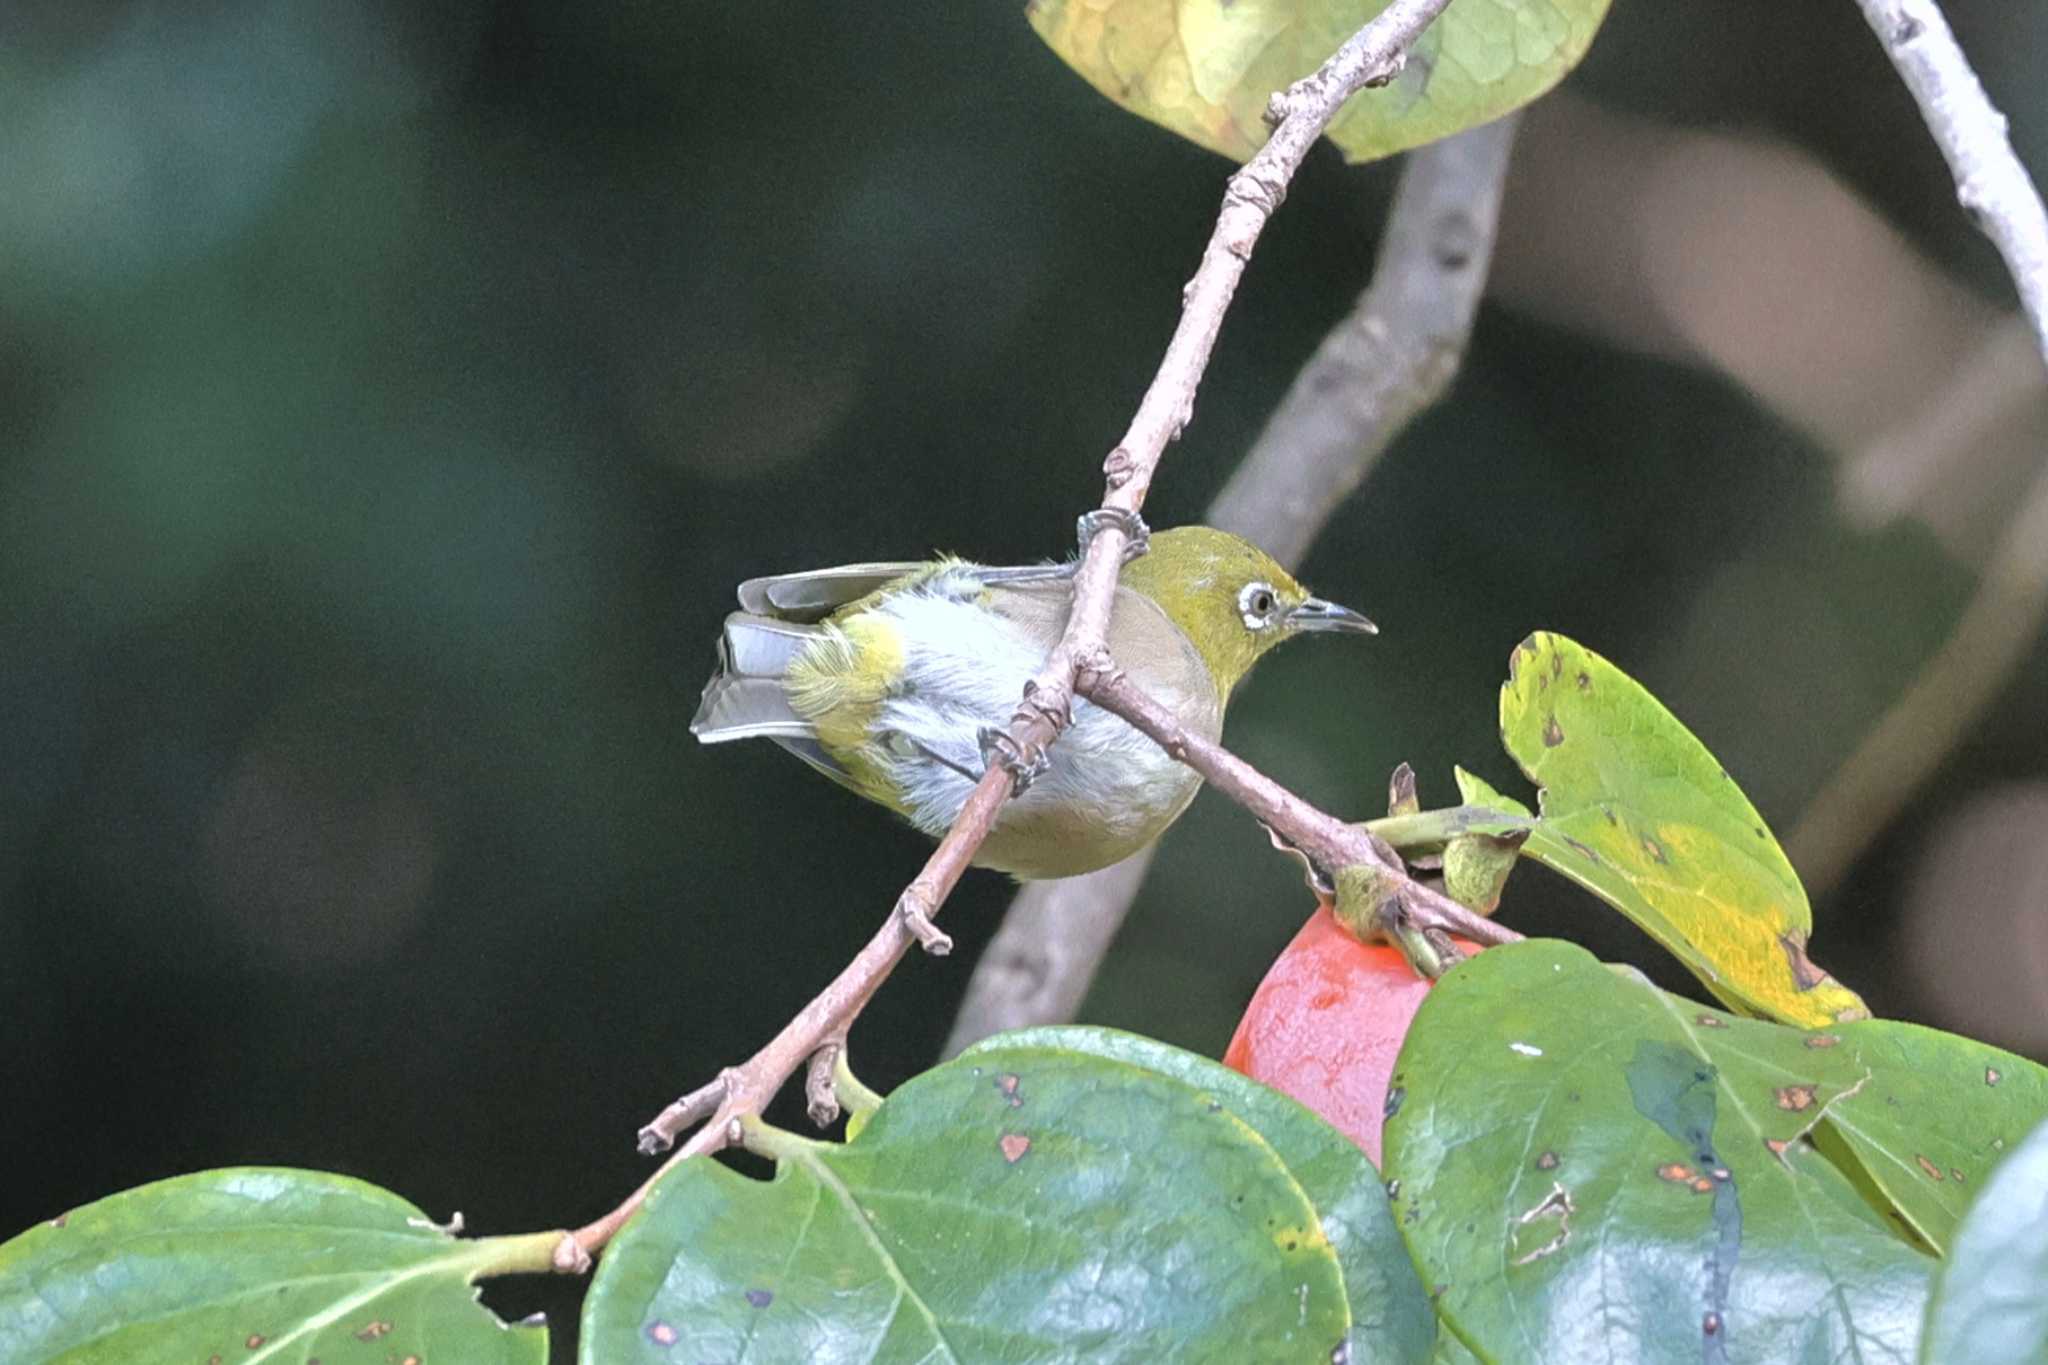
[785,612,910,807]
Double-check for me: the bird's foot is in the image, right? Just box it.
[979,725,1051,796]
[1012,678,1072,733]
[1076,507,1150,564]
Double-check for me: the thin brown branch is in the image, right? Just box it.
[941,850,1159,1058]
[556,0,1458,1269]
[945,114,1521,1055]
[1078,665,1522,950]
[1793,0,2048,891]
[1854,0,2048,365]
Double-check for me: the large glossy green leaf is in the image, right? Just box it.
[1921,1115,2048,1363]
[960,1025,1436,1365]
[585,1043,1349,1362]
[1495,631,1870,1027]
[0,1168,554,1364]
[1027,0,1611,164]
[1383,941,1938,1363]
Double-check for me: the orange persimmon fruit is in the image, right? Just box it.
[1224,906,1481,1166]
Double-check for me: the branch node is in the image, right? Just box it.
[805,1040,844,1127]
[1387,762,1420,818]
[1225,167,1288,220]
[551,1232,593,1275]
[897,889,955,955]
[1363,52,1407,88]
[635,1070,735,1156]
[1103,445,1137,488]
[1072,645,1118,688]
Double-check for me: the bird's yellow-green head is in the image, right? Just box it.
[1122,526,1376,697]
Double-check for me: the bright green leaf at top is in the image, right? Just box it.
[0,1168,555,1364]
[1921,1115,2048,1364]
[585,1043,1350,1362]
[1027,0,1611,164]
[1495,632,1870,1028]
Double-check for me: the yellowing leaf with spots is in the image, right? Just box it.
[1026,0,1612,164]
[1497,632,1869,1027]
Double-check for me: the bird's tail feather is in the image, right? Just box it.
[693,614,863,787]
[690,614,816,742]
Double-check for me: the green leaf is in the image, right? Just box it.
[586,1043,1350,1362]
[1818,1022,2048,1254]
[960,1025,1436,1365]
[1451,765,1530,820]
[1026,0,1611,164]
[1431,1333,1485,1363]
[1496,631,1869,1027]
[1921,1115,2048,1364]
[0,1168,554,1364]
[1441,828,1524,915]
[1383,940,1937,1362]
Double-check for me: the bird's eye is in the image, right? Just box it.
[1238,582,1280,629]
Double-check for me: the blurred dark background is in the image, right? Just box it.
[5,1,2046,1354]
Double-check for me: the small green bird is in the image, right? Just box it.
[690,525,1375,879]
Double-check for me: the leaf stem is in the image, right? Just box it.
[737,1115,831,1164]
[1363,805,1537,851]
[466,1229,575,1280]
[834,1050,887,1121]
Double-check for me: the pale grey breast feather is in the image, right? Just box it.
[872,572,1220,835]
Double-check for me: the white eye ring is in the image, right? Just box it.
[1238,581,1280,629]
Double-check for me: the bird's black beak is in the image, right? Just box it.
[1286,596,1378,635]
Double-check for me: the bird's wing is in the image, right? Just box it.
[736,560,1075,623]
[1101,586,1223,738]
[737,564,925,622]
